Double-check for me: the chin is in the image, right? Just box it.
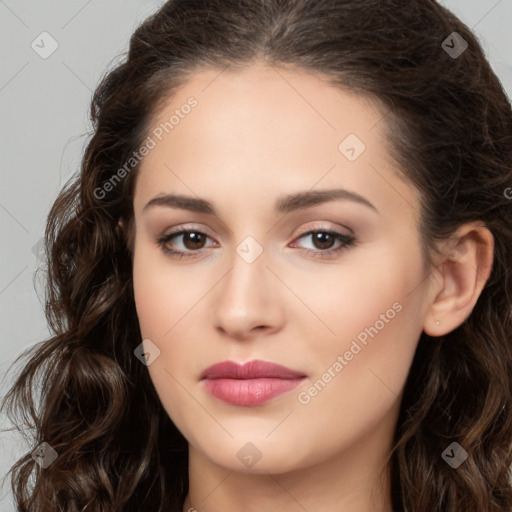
[190,434,316,475]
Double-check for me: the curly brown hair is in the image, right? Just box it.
[2,0,512,511]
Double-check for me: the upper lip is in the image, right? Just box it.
[200,359,307,380]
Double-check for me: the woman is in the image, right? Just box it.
[2,0,511,511]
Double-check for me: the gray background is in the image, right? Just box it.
[1,1,511,510]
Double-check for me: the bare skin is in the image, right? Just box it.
[126,61,494,512]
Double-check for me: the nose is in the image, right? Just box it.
[212,247,285,341]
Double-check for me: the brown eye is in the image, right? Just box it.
[310,232,336,250]
[290,228,356,259]
[157,227,355,260]
[180,232,207,250]
[157,228,215,257]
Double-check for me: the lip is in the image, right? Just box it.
[200,359,307,406]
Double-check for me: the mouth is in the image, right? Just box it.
[200,359,308,406]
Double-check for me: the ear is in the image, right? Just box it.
[422,221,494,336]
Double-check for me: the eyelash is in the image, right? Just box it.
[156,226,356,260]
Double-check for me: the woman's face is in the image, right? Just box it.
[131,62,433,474]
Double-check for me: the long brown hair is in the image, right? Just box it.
[2,1,511,510]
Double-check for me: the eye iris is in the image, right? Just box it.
[183,232,205,250]
[313,232,335,250]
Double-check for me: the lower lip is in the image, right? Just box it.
[203,377,306,406]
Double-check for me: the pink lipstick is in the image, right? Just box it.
[200,359,307,406]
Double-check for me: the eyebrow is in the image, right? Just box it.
[142,188,379,215]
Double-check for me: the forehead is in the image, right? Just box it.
[150,62,387,148]
[133,62,421,222]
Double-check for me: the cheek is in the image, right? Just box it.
[133,264,202,396]
[132,257,201,441]
[293,245,425,416]
[132,244,205,338]
[132,247,208,414]
[133,274,178,340]
[289,242,423,349]
[288,298,422,468]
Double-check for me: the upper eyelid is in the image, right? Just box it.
[294,223,352,237]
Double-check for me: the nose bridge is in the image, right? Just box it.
[212,232,283,335]
[222,234,269,308]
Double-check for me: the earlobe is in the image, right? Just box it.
[423,222,494,337]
